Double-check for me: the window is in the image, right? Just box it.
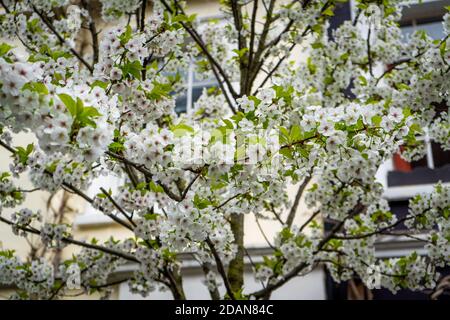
[387,0,450,187]
[175,60,218,113]
[401,19,445,40]
[393,131,450,173]
[399,0,449,40]
[174,15,224,114]
[327,0,450,300]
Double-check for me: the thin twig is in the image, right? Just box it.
[100,187,136,228]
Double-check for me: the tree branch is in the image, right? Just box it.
[80,0,99,65]
[367,22,373,77]
[200,262,221,300]
[285,177,310,227]
[140,0,147,32]
[0,140,133,231]
[250,202,365,299]
[298,210,320,233]
[159,0,238,99]
[206,237,235,300]
[32,5,93,73]
[0,215,138,262]
[100,187,136,228]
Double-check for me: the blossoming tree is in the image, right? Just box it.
[0,0,449,300]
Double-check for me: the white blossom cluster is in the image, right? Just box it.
[40,223,71,248]
[0,171,25,208]
[10,208,41,236]
[0,251,56,299]
[429,111,450,151]
[99,0,142,22]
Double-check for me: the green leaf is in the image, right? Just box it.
[231,112,245,123]
[371,115,382,126]
[148,81,172,99]
[279,147,293,159]
[81,106,102,118]
[149,181,164,193]
[170,123,194,137]
[232,48,249,59]
[311,24,322,34]
[0,43,13,56]
[0,250,16,258]
[396,83,411,91]
[443,208,450,219]
[324,76,334,85]
[311,42,323,49]
[76,98,84,115]
[340,52,349,61]
[119,25,133,44]
[108,142,124,153]
[186,13,197,23]
[143,213,158,220]
[409,123,422,134]
[58,94,77,117]
[307,57,316,75]
[193,194,211,209]
[358,76,367,86]
[22,82,48,95]
[289,125,302,141]
[402,107,411,118]
[16,143,34,165]
[121,60,142,80]
[91,80,108,90]
[46,161,58,173]
[280,227,293,241]
[273,85,294,104]
[0,172,11,181]
[322,6,335,16]
[222,119,234,129]
[78,106,101,128]
[297,147,310,159]
[211,180,227,191]
[172,14,189,23]
[440,41,447,58]
[279,126,290,139]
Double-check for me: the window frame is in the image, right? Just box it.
[351,0,450,200]
[175,14,226,114]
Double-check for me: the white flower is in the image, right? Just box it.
[110,67,122,81]
[326,130,346,151]
[51,127,69,145]
[318,120,335,136]
[388,107,403,123]
[238,118,254,131]
[237,96,255,113]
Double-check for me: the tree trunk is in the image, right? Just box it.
[227,213,244,295]
[166,266,186,300]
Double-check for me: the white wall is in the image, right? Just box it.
[118,267,326,300]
